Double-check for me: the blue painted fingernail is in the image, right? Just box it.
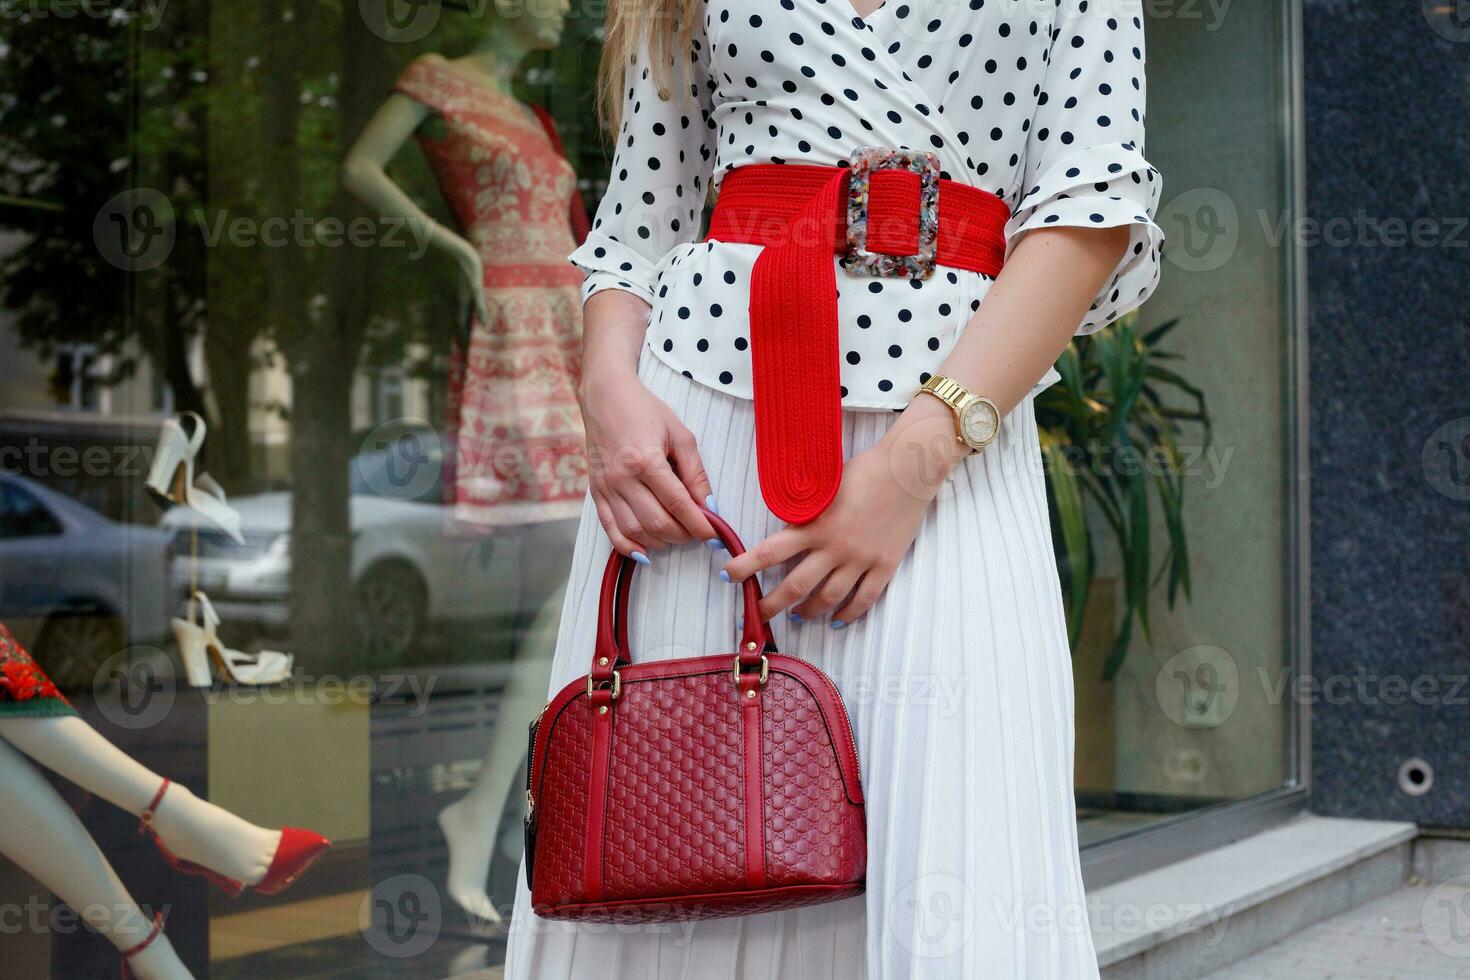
[706,538,725,550]
[718,569,732,583]
[705,494,719,515]
[631,551,651,566]
[830,619,848,630]
[788,612,803,624]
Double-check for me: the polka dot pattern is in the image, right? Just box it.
[570,0,1165,408]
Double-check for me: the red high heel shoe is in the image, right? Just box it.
[255,825,332,895]
[119,911,164,979]
[139,779,332,899]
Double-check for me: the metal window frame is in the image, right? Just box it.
[1079,0,1312,890]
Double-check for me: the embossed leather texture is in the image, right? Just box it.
[525,509,866,922]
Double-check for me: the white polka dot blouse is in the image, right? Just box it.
[569,0,1166,409]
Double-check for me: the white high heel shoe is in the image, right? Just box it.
[172,591,293,688]
[147,412,245,544]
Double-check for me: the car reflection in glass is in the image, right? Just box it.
[0,470,175,687]
[161,432,514,667]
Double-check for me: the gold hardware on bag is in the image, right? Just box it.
[587,670,621,700]
[732,654,769,687]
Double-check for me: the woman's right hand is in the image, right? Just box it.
[579,361,718,561]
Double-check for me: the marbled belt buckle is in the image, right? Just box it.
[841,145,940,280]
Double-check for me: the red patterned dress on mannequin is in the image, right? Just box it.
[395,56,589,529]
[0,622,75,718]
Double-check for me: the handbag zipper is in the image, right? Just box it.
[785,655,863,787]
[525,699,550,816]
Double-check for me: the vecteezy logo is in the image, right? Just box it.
[1424,0,1470,43]
[1159,187,1239,273]
[360,874,441,958]
[1423,875,1470,958]
[1156,645,1239,730]
[357,419,443,501]
[94,647,178,731]
[1422,418,1470,501]
[888,872,974,960]
[94,188,176,272]
[359,0,443,42]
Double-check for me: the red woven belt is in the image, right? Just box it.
[704,150,1011,524]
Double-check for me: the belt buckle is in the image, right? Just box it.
[842,145,941,280]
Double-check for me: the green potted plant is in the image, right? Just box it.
[1036,313,1212,680]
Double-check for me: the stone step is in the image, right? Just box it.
[1092,815,1417,979]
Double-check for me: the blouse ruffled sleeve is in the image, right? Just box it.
[569,23,717,307]
[1007,2,1165,334]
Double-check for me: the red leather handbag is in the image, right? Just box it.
[523,508,866,921]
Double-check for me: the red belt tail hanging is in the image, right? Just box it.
[746,170,848,524]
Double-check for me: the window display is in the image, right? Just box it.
[339,0,589,934]
[0,623,329,979]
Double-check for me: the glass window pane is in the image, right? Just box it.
[1071,3,1301,850]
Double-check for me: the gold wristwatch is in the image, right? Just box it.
[916,374,1001,453]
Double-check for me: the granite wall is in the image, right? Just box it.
[1306,0,1470,825]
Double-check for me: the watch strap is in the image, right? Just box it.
[919,374,970,412]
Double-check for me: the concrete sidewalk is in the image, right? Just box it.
[1201,880,1470,979]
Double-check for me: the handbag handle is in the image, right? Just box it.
[590,507,776,690]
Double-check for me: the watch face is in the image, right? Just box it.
[960,399,1000,449]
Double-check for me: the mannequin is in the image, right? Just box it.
[0,623,327,978]
[341,0,585,932]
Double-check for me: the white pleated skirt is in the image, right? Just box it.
[504,348,1100,980]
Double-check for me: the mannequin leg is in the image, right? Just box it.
[0,715,279,886]
[439,518,576,924]
[0,737,191,980]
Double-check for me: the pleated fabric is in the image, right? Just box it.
[504,350,1100,980]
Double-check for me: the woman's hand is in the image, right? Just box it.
[579,361,718,561]
[723,402,968,625]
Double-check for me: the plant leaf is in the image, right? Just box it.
[1123,445,1151,638]
[1142,317,1181,348]
[1153,469,1190,604]
[1103,606,1134,680]
[1042,432,1092,647]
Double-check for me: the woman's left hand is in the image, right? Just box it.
[722,410,968,626]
